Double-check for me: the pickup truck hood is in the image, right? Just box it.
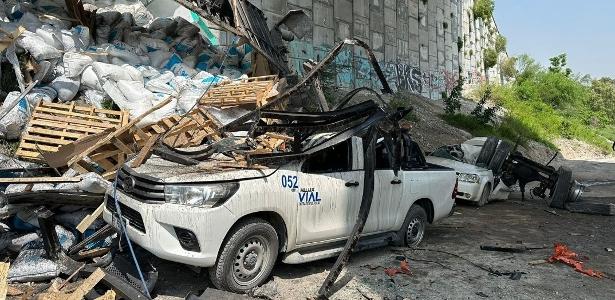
[426,156,488,175]
[131,155,277,183]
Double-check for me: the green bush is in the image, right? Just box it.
[483,48,498,69]
[444,77,464,114]
[500,56,517,79]
[495,35,507,53]
[473,0,495,20]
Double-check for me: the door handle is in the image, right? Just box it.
[345,181,360,187]
[391,178,402,184]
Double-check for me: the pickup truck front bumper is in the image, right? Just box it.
[103,190,235,267]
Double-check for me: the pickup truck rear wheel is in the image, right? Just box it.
[208,218,279,293]
[402,205,428,247]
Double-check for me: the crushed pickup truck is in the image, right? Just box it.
[105,98,458,293]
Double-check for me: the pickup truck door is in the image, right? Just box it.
[364,139,403,233]
[295,138,364,245]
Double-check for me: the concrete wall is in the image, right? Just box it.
[249,0,502,99]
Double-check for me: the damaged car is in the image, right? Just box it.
[103,99,458,293]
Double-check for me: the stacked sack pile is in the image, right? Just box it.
[0,0,254,139]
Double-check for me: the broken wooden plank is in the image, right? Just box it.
[76,203,104,233]
[0,177,81,184]
[66,268,105,300]
[131,133,160,168]
[0,262,10,299]
[566,201,615,216]
[94,290,116,300]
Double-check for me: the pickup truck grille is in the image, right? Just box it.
[117,166,165,202]
[106,196,146,233]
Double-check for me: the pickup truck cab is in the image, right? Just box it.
[103,133,457,293]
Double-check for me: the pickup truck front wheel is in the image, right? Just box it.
[208,218,279,293]
[402,205,428,247]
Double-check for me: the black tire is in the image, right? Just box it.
[401,205,428,247]
[549,167,573,209]
[476,137,499,167]
[208,218,279,293]
[475,184,491,207]
[488,141,513,174]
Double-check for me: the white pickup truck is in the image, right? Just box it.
[103,133,457,293]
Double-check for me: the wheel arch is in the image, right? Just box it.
[413,198,434,223]
[220,211,289,255]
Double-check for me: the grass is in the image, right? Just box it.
[441,113,557,149]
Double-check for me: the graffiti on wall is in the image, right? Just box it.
[384,62,459,96]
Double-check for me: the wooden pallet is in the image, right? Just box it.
[200,75,277,108]
[67,98,222,177]
[15,102,128,162]
[135,107,221,148]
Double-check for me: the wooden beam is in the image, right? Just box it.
[131,133,160,168]
[76,203,104,233]
[66,268,105,300]
[0,177,81,184]
[0,262,10,300]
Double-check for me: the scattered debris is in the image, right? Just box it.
[606,248,613,252]
[480,243,547,253]
[544,209,561,216]
[384,260,412,277]
[565,201,615,216]
[548,243,604,278]
[528,259,548,265]
[475,291,489,298]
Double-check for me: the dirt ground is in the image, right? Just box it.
[151,157,615,300]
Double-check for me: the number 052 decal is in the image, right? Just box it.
[281,175,299,189]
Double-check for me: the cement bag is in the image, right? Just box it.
[164,53,196,77]
[148,18,176,35]
[16,31,62,61]
[145,71,175,95]
[81,66,103,91]
[56,172,109,194]
[7,232,39,252]
[145,95,177,125]
[103,80,153,120]
[0,92,30,140]
[25,87,57,104]
[50,75,80,102]
[7,248,59,282]
[139,36,170,53]
[61,25,90,52]
[137,65,161,79]
[92,62,143,83]
[175,17,199,37]
[148,50,172,68]
[83,90,107,109]
[34,25,63,50]
[98,2,153,27]
[63,52,94,78]
[176,85,207,114]
[105,43,149,66]
[18,12,43,32]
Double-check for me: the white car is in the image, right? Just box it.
[103,133,457,293]
[426,137,511,206]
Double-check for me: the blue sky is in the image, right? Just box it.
[494,0,615,78]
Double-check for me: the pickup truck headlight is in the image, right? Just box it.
[457,173,480,184]
[164,183,239,207]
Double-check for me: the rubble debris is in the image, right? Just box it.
[548,243,604,278]
[565,201,615,216]
[480,244,547,253]
[0,176,81,184]
[606,248,613,252]
[384,260,412,277]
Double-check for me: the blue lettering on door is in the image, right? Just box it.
[298,191,321,205]
[281,175,299,189]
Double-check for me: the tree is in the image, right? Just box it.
[548,53,572,77]
[473,0,495,20]
[483,48,498,69]
[515,54,541,83]
[590,78,615,122]
[495,35,507,53]
[500,56,517,80]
